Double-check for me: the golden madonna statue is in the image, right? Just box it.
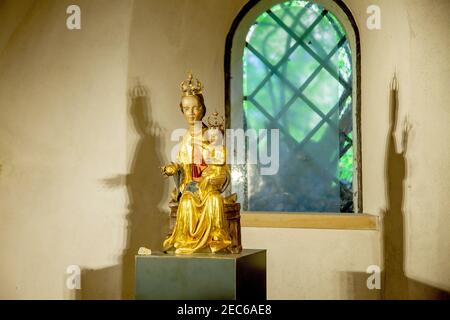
[160,73,239,254]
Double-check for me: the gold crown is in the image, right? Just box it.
[207,112,225,130]
[180,72,203,97]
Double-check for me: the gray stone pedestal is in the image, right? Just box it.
[135,249,266,300]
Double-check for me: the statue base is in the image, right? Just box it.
[135,249,266,300]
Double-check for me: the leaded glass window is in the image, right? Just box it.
[230,0,356,213]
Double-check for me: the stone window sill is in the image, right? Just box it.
[241,212,379,230]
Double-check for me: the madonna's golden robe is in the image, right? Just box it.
[163,127,232,254]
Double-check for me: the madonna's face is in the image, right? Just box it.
[181,96,204,126]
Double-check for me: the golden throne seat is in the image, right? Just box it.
[168,201,242,254]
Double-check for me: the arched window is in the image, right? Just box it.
[225,0,361,213]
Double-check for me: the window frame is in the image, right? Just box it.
[225,0,363,221]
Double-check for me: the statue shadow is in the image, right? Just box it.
[340,74,449,299]
[74,82,169,300]
[381,74,449,299]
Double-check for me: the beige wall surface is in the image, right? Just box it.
[349,0,450,293]
[0,0,133,299]
[0,0,448,299]
[398,0,450,292]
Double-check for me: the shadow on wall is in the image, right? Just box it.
[339,74,449,300]
[75,81,169,300]
[338,271,380,299]
[381,74,449,300]
[67,266,122,300]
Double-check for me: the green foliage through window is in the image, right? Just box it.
[232,0,355,212]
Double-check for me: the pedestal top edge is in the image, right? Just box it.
[135,249,266,260]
